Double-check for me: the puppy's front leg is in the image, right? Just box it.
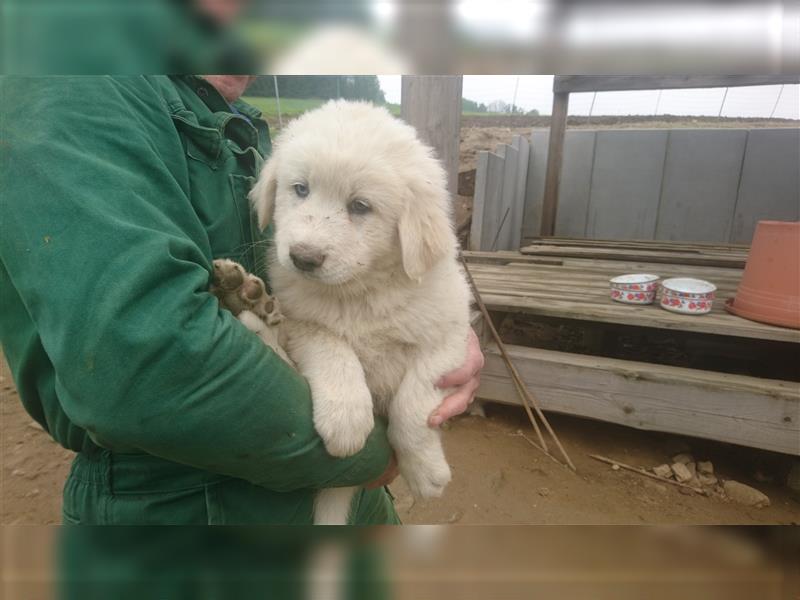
[285,322,374,458]
[388,355,455,499]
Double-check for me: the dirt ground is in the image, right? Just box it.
[2,354,797,525]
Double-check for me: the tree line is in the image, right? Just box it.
[246,76,387,104]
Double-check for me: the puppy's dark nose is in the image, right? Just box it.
[289,244,326,272]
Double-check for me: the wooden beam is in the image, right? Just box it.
[478,343,800,455]
[401,76,463,198]
[540,91,569,236]
[554,75,800,94]
[463,250,563,266]
[518,243,748,268]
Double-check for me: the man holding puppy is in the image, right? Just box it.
[0,75,483,525]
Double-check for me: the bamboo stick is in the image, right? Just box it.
[460,255,577,471]
[589,454,705,494]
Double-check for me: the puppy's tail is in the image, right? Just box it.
[314,487,357,525]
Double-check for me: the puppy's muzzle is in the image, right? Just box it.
[289,244,326,272]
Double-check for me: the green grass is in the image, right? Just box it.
[243,97,401,123]
[243,97,511,125]
[242,97,326,120]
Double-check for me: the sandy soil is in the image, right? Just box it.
[391,405,799,525]
[1,357,73,524]
[2,355,797,525]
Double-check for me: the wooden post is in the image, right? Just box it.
[401,76,463,198]
[540,91,569,236]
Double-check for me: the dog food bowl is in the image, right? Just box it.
[610,274,660,304]
[660,278,716,314]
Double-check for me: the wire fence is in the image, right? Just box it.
[454,76,800,120]
[268,76,799,124]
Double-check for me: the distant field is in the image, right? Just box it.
[242,96,507,127]
[242,97,402,123]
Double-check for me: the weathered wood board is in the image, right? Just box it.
[475,152,505,251]
[731,128,800,244]
[478,343,800,455]
[465,255,800,343]
[518,243,748,268]
[499,128,798,248]
[509,136,529,250]
[586,130,669,239]
[655,129,749,242]
[495,144,519,250]
[554,130,597,238]
[400,76,462,196]
[521,130,548,241]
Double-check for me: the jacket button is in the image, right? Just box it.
[197,87,209,97]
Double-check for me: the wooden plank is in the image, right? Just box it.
[476,292,800,343]
[731,128,800,244]
[521,130,548,240]
[465,259,800,343]
[510,135,529,250]
[468,152,489,251]
[540,91,569,236]
[655,129,749,243]
[464,251,746,282]
[478,152,505,250]
[478,344,800,455]
[586,130,669,239]
[554,75,800,94]
[555,130,596,237]
[494,145,519,250]
[519,244,747,268]
[523,237,750,252]
[400,76,462,197]
[462,250,563,266]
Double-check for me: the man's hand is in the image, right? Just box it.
[428,328,485,428]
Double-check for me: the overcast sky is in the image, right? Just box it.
[378,76,799,119]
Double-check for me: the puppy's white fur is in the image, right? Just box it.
[250,101,471,524]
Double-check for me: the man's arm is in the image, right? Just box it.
[0,76,391,492]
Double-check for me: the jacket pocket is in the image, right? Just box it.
[171,110,223,169]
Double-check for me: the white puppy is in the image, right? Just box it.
[249,100,471,524]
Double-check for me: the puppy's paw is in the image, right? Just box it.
[211,259,282,324]
[212,258,246,292]
[314,395,375,458]
[400,454,451,499]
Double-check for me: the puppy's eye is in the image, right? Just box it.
[293,183,309,198]
[347,198,371,215]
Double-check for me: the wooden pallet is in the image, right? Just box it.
[464,253,799,343]
[479,344,800,456]
[465,249,800,454]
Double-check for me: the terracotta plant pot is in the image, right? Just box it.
[726,220,800,329]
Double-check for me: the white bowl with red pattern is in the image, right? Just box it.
[660,278,716,315]
[610,274,660,304]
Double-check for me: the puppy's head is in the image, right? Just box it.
[250,100,455,286]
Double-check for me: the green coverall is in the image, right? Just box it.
[0,75,399,526]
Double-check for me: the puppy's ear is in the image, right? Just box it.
[249,158,278,230]
[399,176,455,280]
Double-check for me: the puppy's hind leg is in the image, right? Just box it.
[314,487,357,525]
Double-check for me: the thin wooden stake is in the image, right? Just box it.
[461,256,546,452]
[460,255,577,471]
[589,454,705,495]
